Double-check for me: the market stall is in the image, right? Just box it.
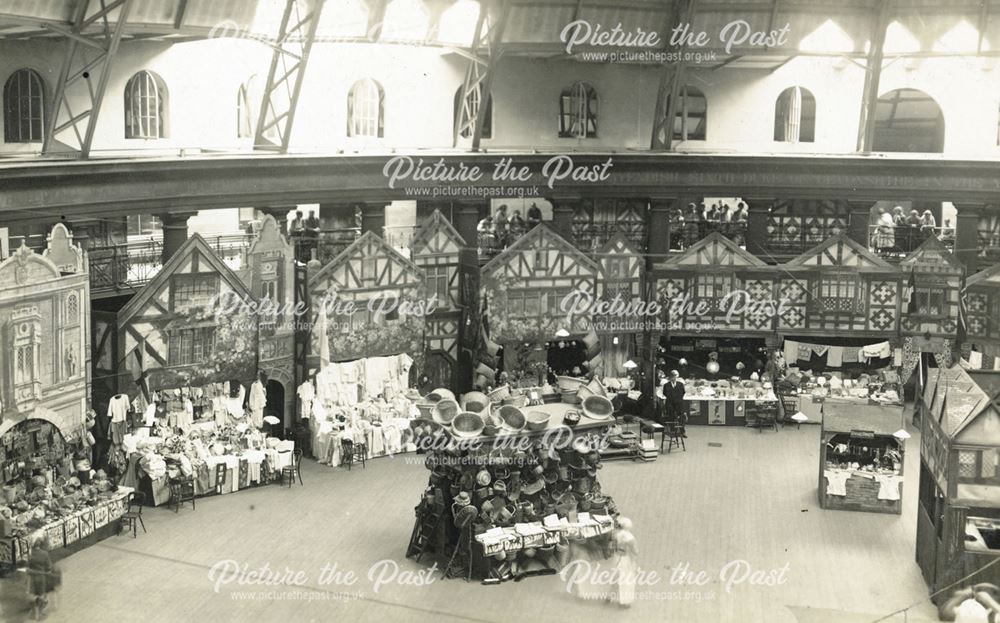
[819,399,906,514]
[405,392,622,582]
[916,367,1000,600]
[120,425,294,506]
[301,353,419,466]
[682,378,779,427]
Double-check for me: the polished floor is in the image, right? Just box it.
[1,420,940,623]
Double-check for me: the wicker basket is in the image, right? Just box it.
[488,384,511,403]
[561,389,581,404]
[502,393,528,408]
[556,376,587,391]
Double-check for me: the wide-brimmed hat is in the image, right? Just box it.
[476,469,492,487]
[453,491,471,507]
[492,481,507,496]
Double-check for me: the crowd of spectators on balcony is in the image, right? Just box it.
[669,200,749,250]
[873,206,953,254]
[477,203,543,255]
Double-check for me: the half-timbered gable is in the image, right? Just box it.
[481,224,599,342]
[653,232,774,334]
[899,236,963,338]
[412,209,463,312]
[309,231,425,362]
[412,210,465,388]
[117,234,258,392]
[598,232,643,305]
[778,233,899,337]
[966,264,1000,350]
[0,224,89,439]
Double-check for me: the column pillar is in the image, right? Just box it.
[259,206,295,234]
[158,212,196,264]
[647,197,677,269]
[416,200,450,224]
[954,203,984,273]
[361,201,387,236]
[847,200,874,249]
[549,195,579,243]
[744,199,774,260]
[455,199,488,393]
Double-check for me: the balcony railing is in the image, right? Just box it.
[292,228,361,265]
[869,225,955,259]
[670,220,747,251]
[89,233,252,296]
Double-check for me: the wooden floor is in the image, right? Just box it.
[1,419,941,623]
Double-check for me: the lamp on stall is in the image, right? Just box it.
[263,414,281,436]
[623,360,638,370]
[555,328,571,338]
[893,429,911,441]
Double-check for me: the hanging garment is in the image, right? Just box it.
[796,344,812,362]
[143,402,157,427]
[824,470,851,496]
[108,394,130,423]
[249,380,267,428]
[783,340,799,366]
[227,384,246,419]
[873,474,902,501]
[827,346,844,368]
[841,346,860,364]
[175,399,194,432]
[862,341,891,359]
[810,344,830,357]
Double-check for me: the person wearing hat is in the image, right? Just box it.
[659,370,687,436]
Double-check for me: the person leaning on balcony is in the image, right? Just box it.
[526,202,542,227]
[875,207,894,249]
[494,205,510,245]
[920,210,937,236]
[509,209,526,239]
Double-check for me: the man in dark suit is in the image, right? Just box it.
[659,370,687,436]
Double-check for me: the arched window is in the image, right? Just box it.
[671,85,706,141]
[125,71,167,139]
[3,69,45,143]
[237,82,252,138]
[454,85,492,139]
[559,82,598,138]
[774,86,816,143]
[347,78,384,138]
[873,88,944,153]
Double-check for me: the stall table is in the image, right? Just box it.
[819,398,905,514]
[685,393,779,427]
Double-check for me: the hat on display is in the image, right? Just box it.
[453,491,471,507]
[492,481,507,496]
[544,471,558,485]
[476,469,492,487]
[521,478,544,496]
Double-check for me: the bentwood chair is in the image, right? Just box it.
[121,491,147,538]
[341,439,367,470]
[168,476,196,512]
[281,449,304,487]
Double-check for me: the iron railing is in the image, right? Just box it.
[869,225,955,259]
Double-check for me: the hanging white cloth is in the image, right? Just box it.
[249,380,267,428]
[227,384,246,419]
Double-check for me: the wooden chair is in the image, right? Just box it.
[341,438,366,470]
[281,449,304,487]
[121,491,146,538]
[168,476,196,512]
[664,421,686,453]
[214,463,228,495]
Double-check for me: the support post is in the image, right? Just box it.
[650,0,698,150]
[847,200,874,249]
[254,0,327,152]
[744,199,773,260]
[361,202,387,236]
[856,0,892,152]
[158,212,195,264]
[453,0,511,151]
[954,203,984,273]
[43,0,134,158]
[455,200,488,393]
[549,196,578,243]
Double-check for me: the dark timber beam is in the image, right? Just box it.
[254,0,327,153]
[650,0,698,151]
[453,0,511,151]
[856,0,892,152]
[42,0,133,159]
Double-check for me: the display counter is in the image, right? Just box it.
[819,400,905,514]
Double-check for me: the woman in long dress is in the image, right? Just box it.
[611,517,639,607]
